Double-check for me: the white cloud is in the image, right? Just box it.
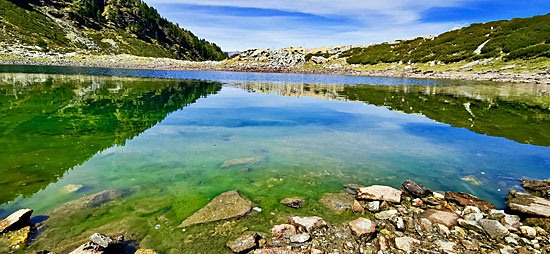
[143,0,473,50]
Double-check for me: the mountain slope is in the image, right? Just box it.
[341,14,550,65]
[0,0,227,61]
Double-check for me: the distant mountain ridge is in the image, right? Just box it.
[0,0,228,61]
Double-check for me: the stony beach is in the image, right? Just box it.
[1,178,549,253]
[2,49,550,85]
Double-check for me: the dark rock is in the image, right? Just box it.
[506,191,550,217]
[280,197,304,209]
[227,233,260,253]
[445,191,495,211]
[179,190,252,227]
[402,180,432,197]
[520,179,550,198]
[422,209,461,228]
[0,209,33,234]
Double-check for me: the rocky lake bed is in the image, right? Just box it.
[1,178,549,254]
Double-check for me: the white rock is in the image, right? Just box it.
[395,237,420,253]
[520,226,537,239]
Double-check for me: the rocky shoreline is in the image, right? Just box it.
[2,58,550,85]
[1,179,549,253]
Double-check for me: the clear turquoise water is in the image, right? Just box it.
[0,65,548,253]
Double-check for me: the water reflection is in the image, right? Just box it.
[0,74,222,204]
[233,81,550,147]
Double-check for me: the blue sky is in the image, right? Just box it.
[144,0,550,51]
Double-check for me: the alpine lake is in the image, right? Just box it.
[0,65,549,253]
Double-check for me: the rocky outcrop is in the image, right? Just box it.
[356,185,402,203]
[0,209,33,234]
[506,191,550,217]
[179,190,252,227]
[520,179,550,198]
[445,191,496,211]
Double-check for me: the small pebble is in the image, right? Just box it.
[155,224,160,230]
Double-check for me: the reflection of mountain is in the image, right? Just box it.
[236,82,550,147]
[0,74,222,204]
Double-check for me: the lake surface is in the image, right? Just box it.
[0,65,549,253]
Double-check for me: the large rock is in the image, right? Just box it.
[479,219,509,239]
[221,157,264,168]
[69,242,105,254]
[179,190,252,227]
[3,226,31,249]
[520,179,550,198]
[280,197,305,209]
[288,216,327,232]
[444,191,495,211]
[227,233,260,253]
[69,233,122,254]
[356,185,402,203]
[402,180,431,197]
[348,217,376,238]
[394,236,420,253]
[271,224,297,239]
[505,192,550,217]
[0,209,33,234]
[320,192,355,213]
[422,209,461,228]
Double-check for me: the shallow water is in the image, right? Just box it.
[0,66,549,253]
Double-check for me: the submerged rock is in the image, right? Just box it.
[280,197,305,209]
[227,233,260,253]
[506,191,550,217]
[422,209,461,228]
[520,179,550,198]
[343,184,363,195]
[221,156,263,168]
[0,209,33,235]
[402,180,432,197]
[445,191,495,211]
[49,190,123,217]
[348,217,376,238]
[60,184,84,193]
[3,226,31,249]
[179,190,252,227]
[356,185,402,203]
[319,192,354,213]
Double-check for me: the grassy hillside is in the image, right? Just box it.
[0,0,227,61]
[340,14,550,65]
